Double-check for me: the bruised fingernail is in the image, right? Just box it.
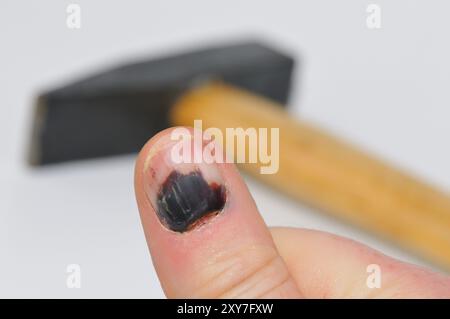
[157,170,226,232]
[143,133,227,233]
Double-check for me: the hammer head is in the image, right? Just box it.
[29,41,295,165]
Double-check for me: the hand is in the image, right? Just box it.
[134,128,450,298]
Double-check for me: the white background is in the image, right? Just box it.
[1,0,449,297]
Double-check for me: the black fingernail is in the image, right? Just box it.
[156,170,226,232]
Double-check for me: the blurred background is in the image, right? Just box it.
[1,0,450,297]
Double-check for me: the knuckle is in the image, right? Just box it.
[193,244,291,298]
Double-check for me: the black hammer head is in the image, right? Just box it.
[29,40,295,165]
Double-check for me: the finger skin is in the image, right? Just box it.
[271,227,450,298]
[135,127,301,298]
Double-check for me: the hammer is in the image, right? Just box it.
[29,41,450,270]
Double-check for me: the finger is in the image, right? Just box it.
[271,227,450,298]
[134,127,302,298]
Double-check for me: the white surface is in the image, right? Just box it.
[1,0,450,297]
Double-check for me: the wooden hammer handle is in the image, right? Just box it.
[171,82,450,270]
